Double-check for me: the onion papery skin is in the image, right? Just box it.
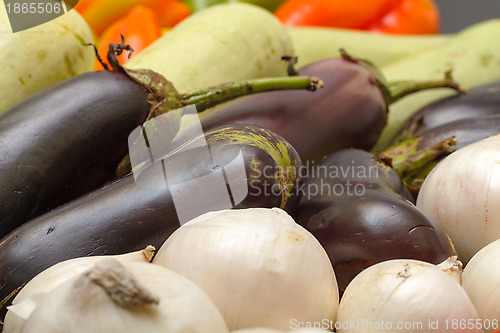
[3,246,155,332]
[416,134,500,263]
[15,261,229,333]
[153,207,339,331]
[337,259,481,333]
[463,239,500,333]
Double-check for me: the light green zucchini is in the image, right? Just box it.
[126,2,294,93]
[288,27,451,69]
[0,2,95,114]
[373,19,500,151]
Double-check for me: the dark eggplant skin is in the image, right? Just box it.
[0,70,151,238]
[175,57,387,163]
[0,124,302,323]
[395,79,500,141]
[292,149,456,294]
[415,114,500,151]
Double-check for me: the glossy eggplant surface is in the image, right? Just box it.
[293,149,456,294]
[0,70,151,237]
[0,124,303,321]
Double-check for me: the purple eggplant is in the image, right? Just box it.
[174,52,463,164]
[0,41,322,238]
[0,124,303,324]
[0,70,151,238]
[292,148,456,294]
[380,114,500,198]
[414,114,500,151]
[394,79,500,142]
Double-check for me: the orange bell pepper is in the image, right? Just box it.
[146,0,191,28]
[274,0,440,35]
[94,5,162,70]
[76,0,190,36]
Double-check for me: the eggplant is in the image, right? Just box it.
[0,70,151,238]
[0,43,321,239]
[292,149,456,294]
[174,52,463,163]
[394,79,500,142]
[380,114,500,198]
[0,124,302,323]
[413,114,500,151]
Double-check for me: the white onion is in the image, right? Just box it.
[337,258,481,333]
[3,246,155,332]
[153,207,339,331]
[10,260,229,333]
[416,134,500,263]
[463,239,500,332]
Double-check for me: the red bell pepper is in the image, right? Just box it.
[94,5,162,70]
[274,0,440,35]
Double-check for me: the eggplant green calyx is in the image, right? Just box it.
[104,37,323,120]
[100,39,323,177]
[113,71,323,178]
[377,135,457,198]
[105,37,184,123]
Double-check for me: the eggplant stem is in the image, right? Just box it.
[339,48,393,106]
[390,114,426,145]
[115,76,323,178]
[338,49,466,107]
[180,76,323,113]
[378,136,457,198]
[387,71,467,104]
[108,41,323,178]
[107,35,134,73]
[381,136,457,176]
[85,43,109,70]
[282,55,299,76]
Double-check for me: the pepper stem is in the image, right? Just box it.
[181,76,323,113]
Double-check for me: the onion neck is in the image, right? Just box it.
[85,260,159,307]
[142,245,156,262]
[437,256,463,285]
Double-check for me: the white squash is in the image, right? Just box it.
[0,2,95,114]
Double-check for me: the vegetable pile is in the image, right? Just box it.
[1,0,500,332]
